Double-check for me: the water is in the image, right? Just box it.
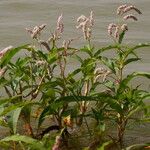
[0,0,150,146]
[0,0,150,71]
[0,0,150,45]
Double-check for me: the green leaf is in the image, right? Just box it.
[94,93,123,113]
[1,135,37,143]
[103,80,116,92]
[7,107,22,134]
[74,54,83,63]
[92,108,104,121]
[55,95,95,103]
[0,78,9,87]
[97,141,112,150]
[21,104,32,123]
[120,72,150,89]
[0,44,29,68]
[124,43,150,59]
[81,58,96,76]
[80,46,93,57]
[0,95,22,106]
[127,106,142,119]
[47,52,58,64]
[124,143,150,150]
[38,102,63,127]
[100,56,116,74]
[36,50,48,61]
[15,57,31,67]
[0,142,10,149]
[118,31,125,44]
[141,117,150,122]
[67,68,81,80]
[0,101,38,116]
[94,45,120,57]
[124,58,141,66]
[0,135,46,150]
[107,99,123,113]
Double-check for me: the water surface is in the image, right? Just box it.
[0,0,149,70]
[0,0,150,45]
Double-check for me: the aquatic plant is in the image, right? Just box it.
[0,4,149,150]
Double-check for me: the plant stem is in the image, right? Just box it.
[84,117,92,138]
[13,141,16,150]
[117,116,128,148]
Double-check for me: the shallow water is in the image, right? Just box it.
[0,0,150,71]
[0,1,150,45]
[0,0,150,147]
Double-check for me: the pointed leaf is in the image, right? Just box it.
[97,141,113,150]
[118,31,125,44]
[124,43,150,59]
[124,58,141,66]
[100,57,116,74]
[80,46,93,57]
[0,135,46,150]
[0,44,29,68]
[7,107,22,134]
[94,45,121,57]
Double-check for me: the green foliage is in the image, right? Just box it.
[97,141,113,150]
[0,45,29,68]
[124,143,150,150]
[7,108,22,134]
[0,135,46,150]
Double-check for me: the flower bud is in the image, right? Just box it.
[123,14,138,21]
[121,24,128,32]
[117,4,127,15]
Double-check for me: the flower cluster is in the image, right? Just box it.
[108,23,128,39]
[0,46,13,58]
[94,67,111,83]
[26,24,46,39]
[53,14,64,40]
[108,4,142,41]
[76,11,94,40]
[25,14,64,50]
[117,4,142,21]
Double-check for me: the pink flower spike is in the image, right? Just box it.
[25,24,46,39]
[76,22,84,29]
[89,11,94,26]
[39,24,47,30]
[77,15,87,22]
[123,5,142,14]
[107,23,117,36]
[123,14,138,21]
[114,26,119,39]
[76,11,94,40]
[25,28,33,34]
[56,14,64,34]
[117,4,127,15]
[121,24,128,32]
[0,46,13,58]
